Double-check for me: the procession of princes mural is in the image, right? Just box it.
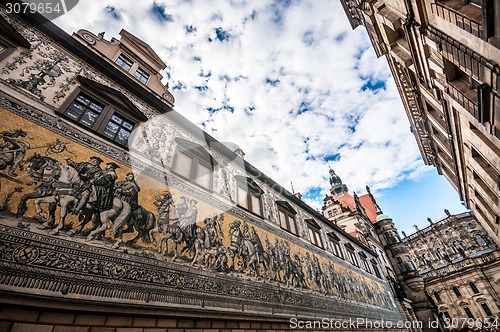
[0,127,393,309]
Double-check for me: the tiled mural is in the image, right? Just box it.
[0,108,393,311]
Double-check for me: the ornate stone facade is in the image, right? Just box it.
[403,212,500,325]
[340,0,500,245]
[321,171,434,331]
[0,6,408,331]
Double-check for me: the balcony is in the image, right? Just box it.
[390,39,412,68]
[430,0,483,38]
[448,80,479,119]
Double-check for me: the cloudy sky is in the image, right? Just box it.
[53,0,466,233]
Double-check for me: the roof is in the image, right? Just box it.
[332,191,378,223]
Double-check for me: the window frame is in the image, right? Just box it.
[134,66,150,84]
[405,255,416,271]
[344,243,359,267]
[235,176,263,217]
[434,291,442,303]
[481,303,492,316]
[327,232,344,259]
[359,251,371,273]
[276,201,298,235]
[115,53,134,72]
[370,259,382,278]
[56,77,147,148]
[469,282,480,294]
[172,138,216,191]
[463,307,474,319]
[305,219,323,248]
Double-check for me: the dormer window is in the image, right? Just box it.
[116,53,133,71]
[359,252,371,273]
[236,176,263,216]
[345,243,359,266]
[115,53,150,85]
[327,232,343,259]
[276,201,298,235]
[305,219,323,248]
[134,67,150,84]
[172,138,216,190]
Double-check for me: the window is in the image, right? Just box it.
[469,282,479,294]
[57,77,147,147]
[396,257,406,273]
[436,248,447,260]
[276,201,298,235]
[442,311,452,320]
[434,291,442,303]
[236,176,263,216]
[481,303,492,316]
[464,307,474,319]
[359,252,371,273]
[345,243,358,266]
[115,53,133,72]
[453,240,464,253]
[327,210,333,218]
[328,233,343,259]
[305,219,323,248]
[405,255,416,271]
[134,67,150,84]
[371,259,382,278]
[453,287,462,298]
[384,230,401,244]
[475,234,487,246]
[173,138,216,190]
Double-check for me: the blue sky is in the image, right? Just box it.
[53,0,467,233]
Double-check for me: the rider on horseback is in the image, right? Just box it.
[63,155,102,214]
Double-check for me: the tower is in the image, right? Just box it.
[329,167,348,197]
[374,213,435,331]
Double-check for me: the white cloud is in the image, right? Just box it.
[54,0,429,210]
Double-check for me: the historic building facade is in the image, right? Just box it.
[403,212,500,325]
[340,0,500,244]
[0,6,418,332]
[321,169,435,330]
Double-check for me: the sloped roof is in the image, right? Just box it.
[332,191,378,223]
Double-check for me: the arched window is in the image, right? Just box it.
[469,282,479,294]
[453,286,462,298]
[464,307,474,319]
[481,303,492,316]
[434,291,442,303]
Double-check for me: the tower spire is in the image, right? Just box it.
[328,167,348,197]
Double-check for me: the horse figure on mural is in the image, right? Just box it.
[24,154,132,248]
[149,191,184,258]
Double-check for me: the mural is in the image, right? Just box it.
[0,108,393,310]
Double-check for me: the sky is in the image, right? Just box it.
[52,0,467,234]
